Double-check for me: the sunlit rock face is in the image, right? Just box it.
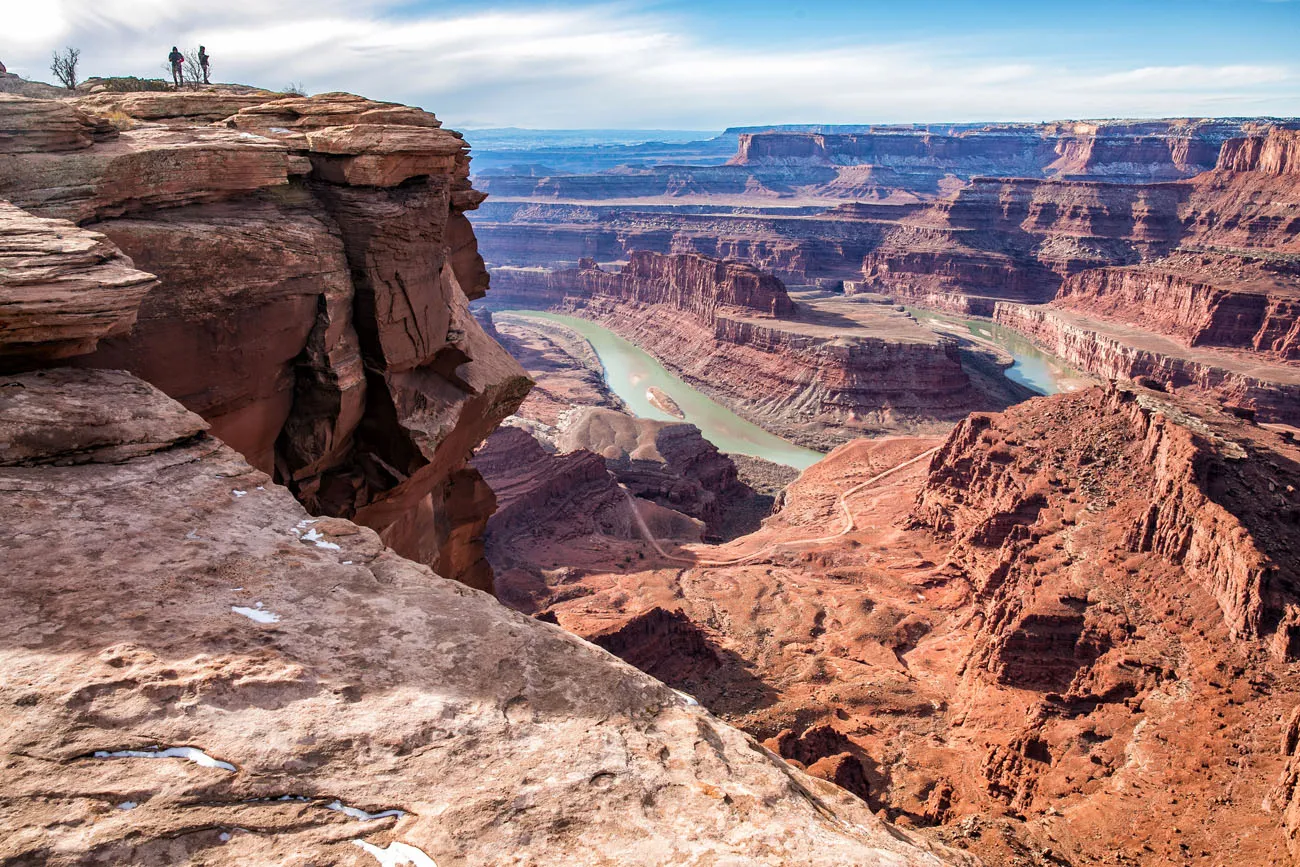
[0,90,531,589]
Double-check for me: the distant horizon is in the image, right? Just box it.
[461,115,1300,134]
[6,0,1300,128]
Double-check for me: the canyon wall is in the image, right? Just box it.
[0,372,962,867]
[728,120,1256,183]
[474,125,1300,316]
[488,252,991,447]
[475,119,1278,204]
[913,386,1300,653]
[859,177,1189,314]
[484,382,1300,864]
[1053,254,1300,360]
[471,200,891,284]
[1218,127,1300,175]
[993,302,1300,423]
[555,406,756,536]
[0,90,531,591]
[555,250,796,319]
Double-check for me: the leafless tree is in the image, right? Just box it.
[180,46,209,89]
[50,47,80,90]
[282,82,306,96]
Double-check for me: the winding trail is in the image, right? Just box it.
[624,446,940,568]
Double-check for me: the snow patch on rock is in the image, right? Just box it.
[93,746,236,772]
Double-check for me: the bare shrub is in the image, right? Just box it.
[181,46,209,89]
[101,110,141,131]
[50,47,80,90]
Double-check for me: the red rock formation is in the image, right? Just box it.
[473,425,648,545]
[861,177,1189,313]
[1054,254,1300,360]
[762,725,874,803]
[914,386,1300,652]
[1272,706,1300,858]
[472,425,704,612]
[0,202,156,366]
[73,89,277,124]
[556,406,756,535]
[588,606,724,689]
[1182,128,1300,254]
[993,302,1300,423]
[729,119,1252,183]
[0,90,530,590]
[580,250,796,318]
[0,93,116,153]
[488,386,1300,864]
[1217,128,1300,175]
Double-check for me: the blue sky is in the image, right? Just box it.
[5,0,1298,128]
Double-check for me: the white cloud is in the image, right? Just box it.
[2,2,1296,128]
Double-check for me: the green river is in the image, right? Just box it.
[903,307,1079,396]
[498,310,825,470]
[498,308,1079,470]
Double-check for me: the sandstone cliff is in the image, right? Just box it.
[556,406,756,536]
[993,302,1300,424]
[1217,127,1300,175]
[0,85,963,867]
[1053,253,1300,360]
[0,90,531,591]
[483,313,779,540]
[852,127,1300,409]
[728,120,1255,184]
[860,177,1187,314]
[913,386,1300,654]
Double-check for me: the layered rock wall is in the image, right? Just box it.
[1055,258,1300,359]
[994,302,1300,423]
[579,250,796,318]
[730,119,1263,183]
[555,406,755,535]
[912,385,1300,652]
[0,90,531,591]
[1217,128,1300,175]
[860,177,1189,312]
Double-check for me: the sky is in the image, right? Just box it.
[4,0,1299,129]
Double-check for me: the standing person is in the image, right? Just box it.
[198,46,210,84]
[168,46,184,89]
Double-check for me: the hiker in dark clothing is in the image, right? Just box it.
[168,47,184,88]
[198,46,210,84]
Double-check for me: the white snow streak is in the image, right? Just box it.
[93,746,236,772]
[302,528,341,550]
[232,605,281,624]
[353,840,438,867]
[327,800,406,821]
